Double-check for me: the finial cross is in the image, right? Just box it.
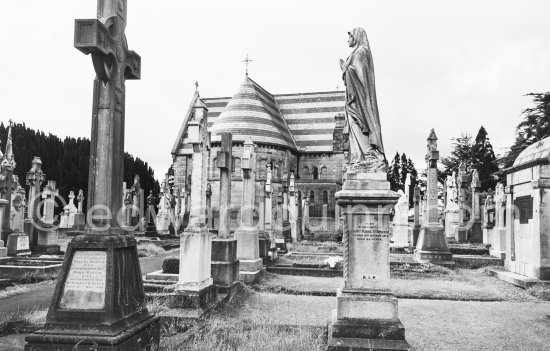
[242,54,253,77]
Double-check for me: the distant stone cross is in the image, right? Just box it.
[242,54,253,77]
[74,0,141,227]
[195,81,199,90]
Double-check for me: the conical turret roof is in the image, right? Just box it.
[210,77,297,151]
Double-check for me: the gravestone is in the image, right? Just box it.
[489,183,506,259]
[145,190,157,237]
[41,180,58,226]
[172,100,217,314]
[206,183,213,229]
[410,185,421,247]
[155,174,172,234]
[234,137,262,283]
[392,189,409,246]
[264,165,276,256]
[281,177,291,241]
[73,189,85,230]
[25,1,159,349]
[456,163,471,242]
[24,157,46,249]
[211,133,240,295]
[11,178,26,233]
[130,175,143,228]
[288,172,298,242]
[258,179,270,262]
[302,196,310,238]
[414,130,452,265]
[60,191,78,229]
[444,173,459,242]
[468,170,483,243]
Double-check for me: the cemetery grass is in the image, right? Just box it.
[138,243,166,257]
[254,268,541,302]
[287,241,342,254]
[171,287,327,351]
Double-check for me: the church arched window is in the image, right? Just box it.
[234,157,241,177]
[312,167,319,180]
[320,167,328,179]
[303,166,310,179]
[259,159,267,179]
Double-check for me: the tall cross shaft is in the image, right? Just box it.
[74,0,141,229]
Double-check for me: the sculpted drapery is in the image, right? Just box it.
[340,27,386,171]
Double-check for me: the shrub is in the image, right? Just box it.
[137,243,165,257]
[527,284,550,301]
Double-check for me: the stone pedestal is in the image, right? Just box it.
[468,220,483,243]
[0,239,7,257]
[73,213,85,230]
[34,227,61,254]
[211,238,240,295]
[235,226,263,284]
[328,171,410,351]
[409,224,421,248]
[414,225,453,265]
[391,223,409,246]
[444,209,459,242]
[489,227,506,259]
[171,221,216,315]
[7,233,31,256]
[25,233,160,351]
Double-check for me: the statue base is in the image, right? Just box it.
[211,238,240,296]
[414,225,453,266]
[25,232,159,351]
[329,171,410,350]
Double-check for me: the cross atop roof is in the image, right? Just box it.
[195,81,199,91]
[242,54,253,77]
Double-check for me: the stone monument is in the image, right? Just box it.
[468,169,483,243]
[489,183,506,259]
[73,189,85,230]
[444,172,459,242]
[24,157,45,250]
[234,137,263,283]
[456,163,471,242]
[25,1,160,349]
[145,190,157,237]
[328,27,410,350]
[413,130,453,265]
[171,99,217,314]
[410,185,421,247]
[211,132,240,295]
[391,189,409,246]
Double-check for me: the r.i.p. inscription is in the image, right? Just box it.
[59,250,107,310]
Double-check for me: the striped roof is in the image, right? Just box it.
[204,78,345,153]
[209,78,298,151]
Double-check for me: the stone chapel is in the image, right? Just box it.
[171,77,347,231]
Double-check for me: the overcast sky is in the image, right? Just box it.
[1,0,549,179]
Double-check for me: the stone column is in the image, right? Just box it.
[211,133,239,295]
[490,183,507,259]
[504,185,515,262]
[468,170,483,243]
[335,203,341,231]
[288,173,298,242]
[257,180,269,262]
[295,190,302,241]
[456,162,471,242]
[302,197,310,239]
[172,102,217,314]
[414,129,452,265]
[274,190,287,252]
[0,199,6,257]
[234,137,262,283]
[264,166,276,253]
[206,183,213,229]
[145,191,157,237]
[24,157,45,250]
[321,203,329,231]
[328,168,410,350]
[410,185,422,247]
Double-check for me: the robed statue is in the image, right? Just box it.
[340,27,386,171]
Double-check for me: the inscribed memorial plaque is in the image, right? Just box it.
[347,219,390,290]
[59,250,107,310]
[17,235,29,251]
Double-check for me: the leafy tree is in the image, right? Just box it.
[441,133,473,178]
[0,122,160,214]
[504,93,550,167]
[387,152,402,191]
[471,126,499,191]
